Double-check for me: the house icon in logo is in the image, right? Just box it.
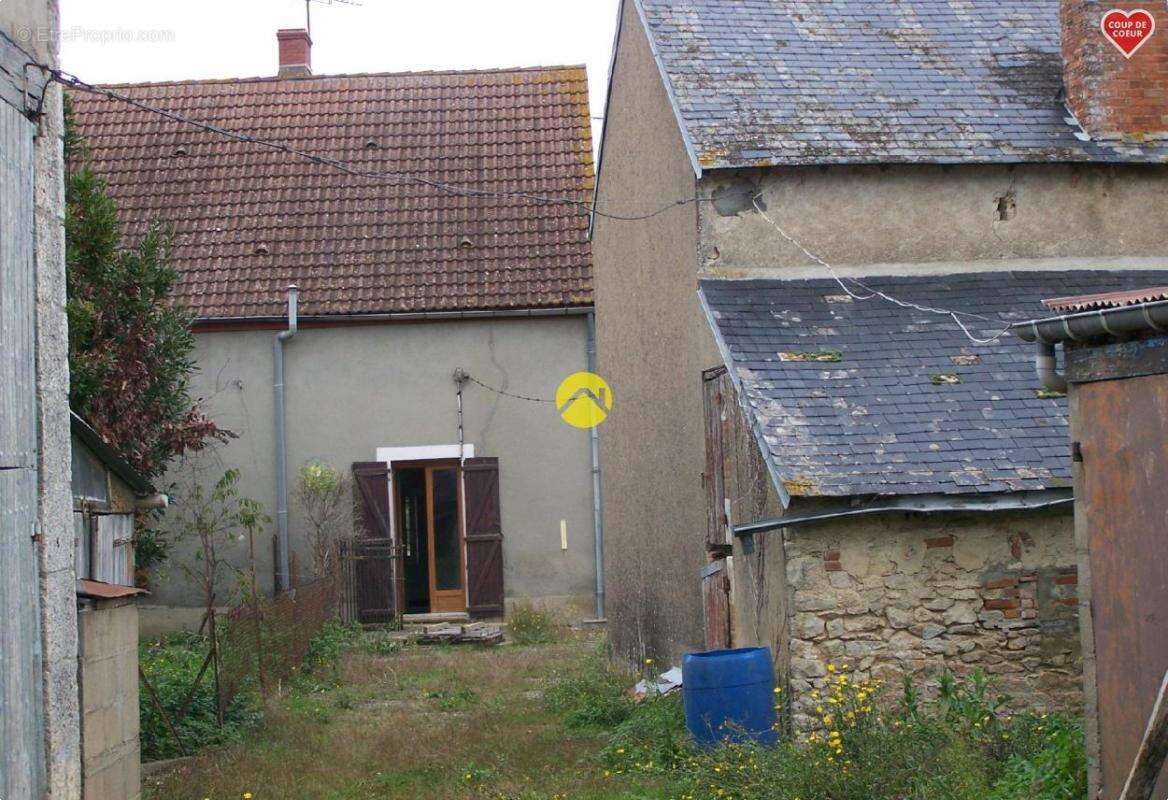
[556,372,613,429]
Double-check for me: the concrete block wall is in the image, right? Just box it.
[78,600,141,800]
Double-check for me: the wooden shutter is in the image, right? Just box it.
[703,367,729,551]
[350,462,398,623]
[464,458,504,619]
[701,559,732,650]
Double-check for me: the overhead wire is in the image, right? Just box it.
[51,68,712,223]
[749,195,1012,345]
[27,54,1016,348]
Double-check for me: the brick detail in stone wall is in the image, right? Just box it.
[786,523,1082,731]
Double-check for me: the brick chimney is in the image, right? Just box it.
[277,29,312,78]
[1062,1,1168,140]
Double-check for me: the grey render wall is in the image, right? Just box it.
[700,163,1168,273]
[153,316,597,618]
[591,0,715,665]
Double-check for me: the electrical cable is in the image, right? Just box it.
[52,68,713,223]
[750,195,1012,345]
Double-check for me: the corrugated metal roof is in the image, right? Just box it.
[701,270,1168,499]
[1042,287,1168,312]
[68,67,595,320]
[76,580,146,600]
[637,0,1168,169]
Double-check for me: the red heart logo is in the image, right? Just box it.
[1101,9,1157,58]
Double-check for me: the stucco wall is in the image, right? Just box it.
[152,316,597,619]
[700,164,1168,273]
[77,599,140,800]
[733,507,1082,730]
[591,0,716,664]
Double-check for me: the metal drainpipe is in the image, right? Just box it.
[586,311,606,621]
[273,285,298,594]
[1035,341,1068,395]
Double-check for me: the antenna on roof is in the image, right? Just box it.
[305,0,364,37]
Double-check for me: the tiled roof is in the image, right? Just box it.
[700,270,1168,498]
[636,0,1168,168]
[68,67,595,319]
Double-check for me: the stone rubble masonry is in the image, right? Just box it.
[78,600,141,800]
[784,513,1082,731]
[1062,0,1168,139]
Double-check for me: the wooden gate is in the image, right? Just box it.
[0,77,47,798]
[350,462,400,624]
[464,458,505,619]
[1078,373,1168,799]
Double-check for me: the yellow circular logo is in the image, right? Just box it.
[556,372,613,429]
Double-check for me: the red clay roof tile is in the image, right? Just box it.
[68,66,595,319]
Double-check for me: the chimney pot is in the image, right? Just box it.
[1061,1,1168,140]
[277,29,312,78]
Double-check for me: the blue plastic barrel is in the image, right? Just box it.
[682,647,777,748]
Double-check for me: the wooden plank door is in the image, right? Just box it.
[0,88,46,799]
[351,462,399,623]
[1078,375,1168,799]
[464,458,505,619]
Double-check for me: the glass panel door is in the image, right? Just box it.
[431,468,462,592]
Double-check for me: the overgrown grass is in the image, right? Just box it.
[582,665,1088,800]
[508,602,561,645]
[541,644,634,730]
[138,633,261,761]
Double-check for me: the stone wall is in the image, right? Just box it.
[780,508,1081,729]
[78,599,141,800]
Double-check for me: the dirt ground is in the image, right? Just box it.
[144,639,663,800]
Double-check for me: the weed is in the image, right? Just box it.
[509,602,561,645]
[425,686,480,711]
[138,632,261,761]
[360,630,404,657]
[542,650,633,730]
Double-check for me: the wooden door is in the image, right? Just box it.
[464,458,505,619]
[1079,375,1168,799]
[426,464,466,613]
[351,462,399,623]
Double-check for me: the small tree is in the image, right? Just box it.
[171,463,269,629]
[294,461,352,578]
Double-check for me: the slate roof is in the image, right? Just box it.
[699,270,1168,498]
[635,0,1168,169]
[68,67,595,320]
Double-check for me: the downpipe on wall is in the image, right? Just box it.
[273,285,298,594]
[586,311,606,622]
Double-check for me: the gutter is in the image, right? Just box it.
[195,306,594,329]
[734,489,1074,539]
[273,285,298,594]
[1012,299,1168,393]
[585,311,606,622]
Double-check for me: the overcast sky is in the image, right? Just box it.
[60,0,619,136]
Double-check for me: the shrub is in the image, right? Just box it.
[139,633,261,761]
[508,602,560,645]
